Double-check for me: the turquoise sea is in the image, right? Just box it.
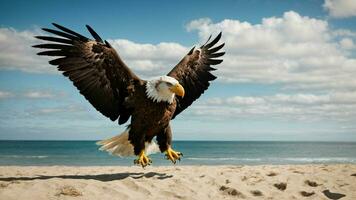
[0,141,355,166]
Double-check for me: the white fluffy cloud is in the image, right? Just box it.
[0,28,54,73]
[108,39,188,77]
[187,11,356,91]
[192,92,356,122]
[0,27,188,78]
[0,90,64,99]
[339,38,355,49]
[23,91,63,99]
[323,0,356,18]
[2,12,356,90]
[27,104,86,116]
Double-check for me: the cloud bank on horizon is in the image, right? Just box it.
[0,0,356,140]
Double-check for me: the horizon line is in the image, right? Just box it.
[1,139,356,143]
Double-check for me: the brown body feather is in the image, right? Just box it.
[125,81,177,154]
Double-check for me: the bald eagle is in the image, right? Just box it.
[33,23,224,167]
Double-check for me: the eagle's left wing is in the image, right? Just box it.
[167,33,224,119]
[33,23,141,124]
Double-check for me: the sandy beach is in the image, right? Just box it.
[0,164,355,200]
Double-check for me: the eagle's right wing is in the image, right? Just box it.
[167,33,224,119]
[34,23,140,124]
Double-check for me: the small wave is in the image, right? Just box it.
[185,157,356,163]
[186,157,262,161]
[0,155,49,159]
[281,157,356,162]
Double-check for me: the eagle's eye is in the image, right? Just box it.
[166,82,173,87]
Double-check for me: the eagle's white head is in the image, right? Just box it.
[146,76,185,104]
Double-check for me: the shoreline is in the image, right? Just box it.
[0,162,355,167]
[1,164,355,199]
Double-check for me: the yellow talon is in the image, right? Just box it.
[165,147,183,164]
[134,150,152,168]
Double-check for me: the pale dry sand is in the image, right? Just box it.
[0,165,355,200]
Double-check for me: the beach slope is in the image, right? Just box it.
[0,165,355,199]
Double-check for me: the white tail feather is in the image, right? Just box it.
[96,128,160,157]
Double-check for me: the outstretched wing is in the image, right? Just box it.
[168,32,224,119]
[33,23,140,124]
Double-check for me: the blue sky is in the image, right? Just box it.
[1,0,356,141]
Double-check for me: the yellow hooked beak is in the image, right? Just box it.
[169,83,185,97]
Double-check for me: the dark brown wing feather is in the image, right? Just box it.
[33,23,140,124]
[168,32,224,119]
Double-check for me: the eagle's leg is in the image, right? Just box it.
[165,146,183,164]
[134,150,152,167]
[131,131,152,168]
[157,125,183,164]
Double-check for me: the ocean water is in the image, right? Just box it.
[0,141,355,166]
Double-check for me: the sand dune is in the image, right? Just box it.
[0,164,355,199]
